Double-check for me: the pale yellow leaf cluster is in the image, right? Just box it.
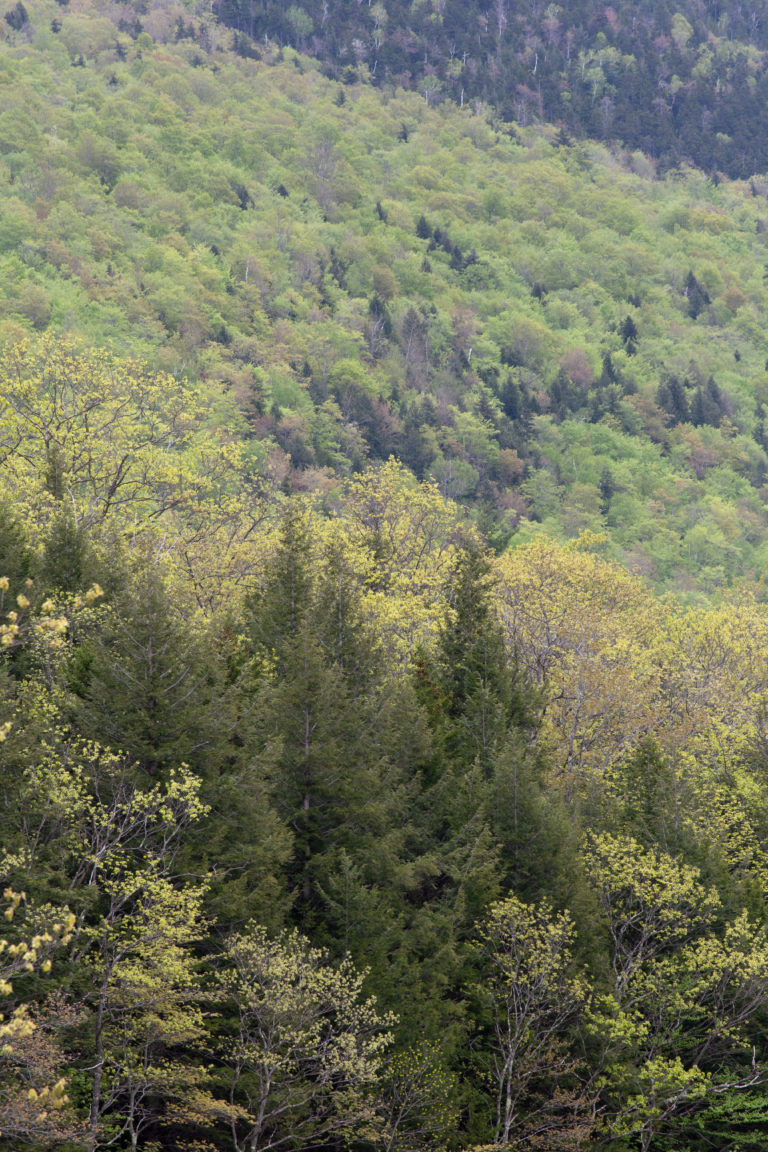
[583,833,768,1145]
[0,335,201,529]
[336,459,467,667]
[478,895,587,1145]
[494,536,668,790]
[0,886,75,1140]
[221,924,394,1152]
[0,337,277,609]
[0,340,469,645]
[584,832,720,971]
[493,537,768,817]
[662,596,768,742]
[239,462,466,671]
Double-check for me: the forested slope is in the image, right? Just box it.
[5,349,768,1149]
[5,0,768,590]
[5,2,768,1150]
[218,0,768,178]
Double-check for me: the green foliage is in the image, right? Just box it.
[378,1041,459,1152]
[218,923,394,1152]
[585,833,768,1149]
[477,895,588,1147]
[69,549,221,777]
[1,5,768,590]
[8,5,768,1151]
[245,506,423,940]
[217,0,768,179]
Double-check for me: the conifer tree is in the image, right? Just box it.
[39,506,92,595]
[400,540,552,1052]
[245,505,414,933]
[69,547,221,779]
[436,540,533,776]
[0,504,35,592]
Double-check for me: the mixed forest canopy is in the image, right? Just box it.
[4,0,768,591]
[6,1,768,1151]
[217,0,768,179]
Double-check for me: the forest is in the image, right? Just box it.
[5,0,768,1150]
[216,0,768,178]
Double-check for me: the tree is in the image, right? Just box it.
[378,1042,459,1152]
[585,832,768,1151]
[4,3,28,32]
[656,375,690,424]
[0,884,78,1147]
[0,503,35,592]
[620,314,638,354]
[598,465,614,514]
[39,504,94,595]
[684,270,711,319]
[246,503,416,924]
[11,735,214,1150]
[477,895,589,1147]
[436,538,533,776]
[413,534,555,904]
[217,924,394,1152]
[341,460,461,667]
[70,546,222,778]
[494,537,666,795]
[80,871,213,1152]
[584,831,719,994]
[0,338,267,603]
[0,337,199,527]
[397,539,551,1055]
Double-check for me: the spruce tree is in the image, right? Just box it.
[245,505,414,936]
[69,546,221,779]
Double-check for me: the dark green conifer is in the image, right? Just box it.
[246,506,415,933]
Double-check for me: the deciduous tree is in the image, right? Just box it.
[217,924,394,1152]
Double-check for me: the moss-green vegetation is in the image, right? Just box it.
[4,1,768,591]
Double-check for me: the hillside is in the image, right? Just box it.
[218,0,768,178]
[3,0,768,591]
